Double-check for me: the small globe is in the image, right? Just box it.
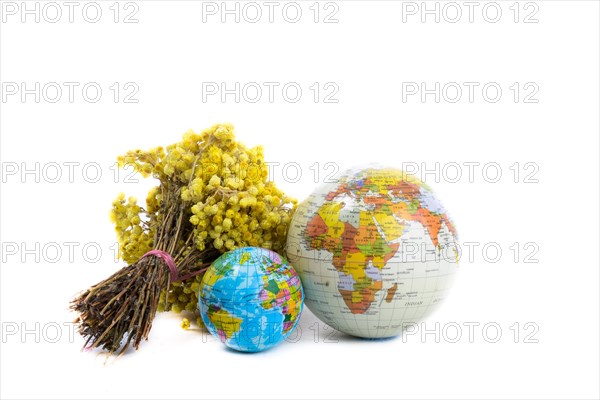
[198,247,304,352]
[286,167,459,338]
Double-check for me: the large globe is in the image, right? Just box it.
[198,247,304,352]
[286,167,459,338]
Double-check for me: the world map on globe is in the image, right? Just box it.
[287,167,459,338]
[198,247,304,352]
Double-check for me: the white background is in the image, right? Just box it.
[0,1,599,399]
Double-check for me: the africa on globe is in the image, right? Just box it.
[198,247,304,352]
[286,166,459,338]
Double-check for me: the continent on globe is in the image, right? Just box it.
[287,167,459,338]
[204,305,242,342]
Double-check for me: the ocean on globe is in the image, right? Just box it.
[286,166,459,338]
[198,247,304,352]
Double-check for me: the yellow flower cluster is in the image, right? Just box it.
[180,318,191,330]
[110,123,297,315]
[109,193,154,265]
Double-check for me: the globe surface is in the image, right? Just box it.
[198,247,304,352]
[286,167,459,338]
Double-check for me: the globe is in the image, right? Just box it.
[286,167,459,338]
[198,247,304,352]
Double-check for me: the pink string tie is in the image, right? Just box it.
[142,250,178,281]
[141,250,208,282]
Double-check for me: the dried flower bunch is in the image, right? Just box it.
[71,123,297,355]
